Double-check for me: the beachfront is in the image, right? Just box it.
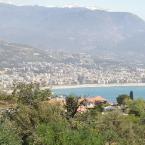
[52,83,145,89]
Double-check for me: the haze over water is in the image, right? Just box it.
[53,86,145,102]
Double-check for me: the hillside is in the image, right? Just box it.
[0,3,145,60]
[0,41,49,67]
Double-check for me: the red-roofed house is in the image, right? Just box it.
[84,96,107,108]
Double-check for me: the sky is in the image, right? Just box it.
[0,0,145,20]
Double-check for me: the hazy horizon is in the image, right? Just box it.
[0,0,145,20]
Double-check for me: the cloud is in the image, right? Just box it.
[0,0,33,5]
[0,0,15,3]
[0,0,18,5]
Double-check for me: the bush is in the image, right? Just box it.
[0,123,21,145]
[116,94,130,105]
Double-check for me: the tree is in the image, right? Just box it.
[116,94,130,105]
[12,83,52,106]
[65,95,80,119]
[128,99,145,117]
[2,83,52,144]
[130,91,134,100]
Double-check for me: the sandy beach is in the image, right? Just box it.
[51,83,145,89]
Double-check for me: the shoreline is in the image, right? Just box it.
[52,83,145,89]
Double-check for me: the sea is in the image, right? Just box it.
[53,86,145,102]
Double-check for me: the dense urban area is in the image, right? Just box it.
[0,52,145,90]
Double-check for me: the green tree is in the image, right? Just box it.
[128,99,145,117]
[65,95,80,119]
[116,94,130,105]
[130,91,134,100]
[2,83,52,145]
[12,83,52,106]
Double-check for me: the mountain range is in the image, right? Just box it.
[0,3,145,60]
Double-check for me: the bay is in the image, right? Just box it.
[53,86,145,102]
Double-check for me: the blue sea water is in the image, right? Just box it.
[53,86,145,102]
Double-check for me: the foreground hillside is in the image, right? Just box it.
[1,83,145,145]
[0,3,145,60]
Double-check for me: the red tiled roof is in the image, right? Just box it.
[86,96,106,103]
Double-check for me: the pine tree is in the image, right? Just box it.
[130,91,134,100]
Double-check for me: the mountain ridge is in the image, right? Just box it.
[0,3,145,60]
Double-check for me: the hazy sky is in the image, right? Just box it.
[0,0,145,20]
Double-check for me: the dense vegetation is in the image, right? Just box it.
[1,84,145,145]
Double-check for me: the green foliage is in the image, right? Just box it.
[0,122,21,145]
[116,94,130,105]
[36,122,105,145]
[129,91,134,100]
[0,91,14,101]
[65,95,80,119]
[94,104,104,112]
[0,83,53,145]
[1,85,145,145]
[128,99,145,117]
[12,83,52,106]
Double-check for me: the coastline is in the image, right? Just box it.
[52,83,145,89]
